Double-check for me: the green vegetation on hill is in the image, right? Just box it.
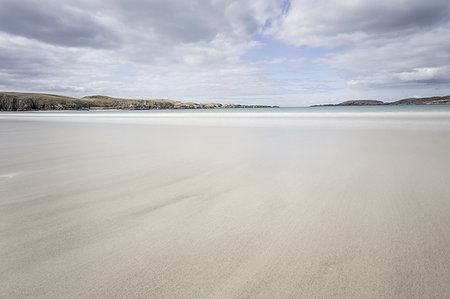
[0,92,277,111]
[311,95,450,107]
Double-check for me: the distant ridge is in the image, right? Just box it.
[0,92,277,111]
[311,95,450,107]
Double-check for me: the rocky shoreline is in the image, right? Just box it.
[0,92,278,111]
[311,95,450,107]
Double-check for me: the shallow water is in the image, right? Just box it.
[1,107,450,298]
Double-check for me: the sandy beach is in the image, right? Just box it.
[1,109,450,298]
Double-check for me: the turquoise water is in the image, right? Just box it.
[5,104,450,114]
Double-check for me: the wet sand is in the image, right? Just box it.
[1,111,450,298]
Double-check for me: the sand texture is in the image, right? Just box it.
[1,111,450,298]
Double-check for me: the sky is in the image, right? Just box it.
[0,0,449,106]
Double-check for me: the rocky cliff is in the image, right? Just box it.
[0,92,89,110]
[0,92,277,111]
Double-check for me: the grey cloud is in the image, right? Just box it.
[0,0,119,48]
[327,1,450,36]
[0,50,54,79]
[272,0,450,47]
[111,0,222,43]
[107,0,265,44]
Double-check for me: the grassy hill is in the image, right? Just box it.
[0,92,276,111]
[311,95,450,107]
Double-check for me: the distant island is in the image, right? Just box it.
[0,92,278,111]
[311,95,450,107]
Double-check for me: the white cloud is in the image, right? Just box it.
[271,0,450,88]
[0,0,284,103]
[269,57,287,64]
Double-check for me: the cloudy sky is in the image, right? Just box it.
[0,0,449,106]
